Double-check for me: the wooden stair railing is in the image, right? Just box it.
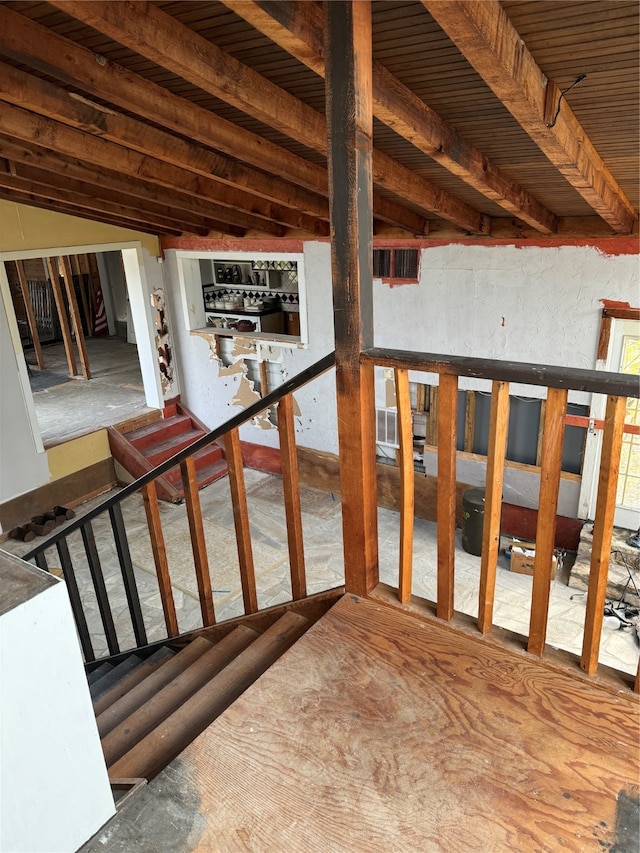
[362,347,640,692]
[21,352,336,663]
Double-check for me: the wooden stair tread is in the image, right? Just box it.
[96,636,214,739]
[108,611,310,781]
[90,655,143,700]
[102,627,259,766]
[143,427,205,462]
[92,647,175,718]
[126,413,192,448]
[87,661,113,686]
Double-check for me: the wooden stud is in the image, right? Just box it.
[224,427,258,615]
[15,260,45,369]
[528,388,567,656]
[416,382,427,413]
[464,390,476,453]
[535,400,546,467]
[278,394,306,600]
[596,314,613,363]
[180,456,215,627]
[45,256,77,378]
[478,381,510,634]
[141,481,178,638]
[259,360,269,398]
[581,395,627,675]
[437,374,458,620]
[326,0,379,598]
[426,385,439,446]
[58,255,90,379]
[395,368,414,604]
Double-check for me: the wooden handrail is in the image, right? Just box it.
[361,348,640,398]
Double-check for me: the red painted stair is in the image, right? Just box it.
[108,400,227,502]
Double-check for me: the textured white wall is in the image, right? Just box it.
[0,577,115,852]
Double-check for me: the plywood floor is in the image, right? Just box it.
[88,595,640,852]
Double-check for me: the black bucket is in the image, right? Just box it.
[461,488,486,556]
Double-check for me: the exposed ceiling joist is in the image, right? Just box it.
[0,4,426,235]
[0,166,211,236]
[223,0,558,234]
[0,59,330,225]
[422,0,638,234]
[50,0,488,233]
[0,136,249,237]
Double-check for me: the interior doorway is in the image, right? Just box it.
[2,243,164,447]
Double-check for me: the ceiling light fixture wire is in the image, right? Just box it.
[546,74,587,128]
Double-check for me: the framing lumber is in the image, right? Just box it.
[141,481,179,638]
[0,6,426,236]
[225,0,557,233]
[0,167,210,238]
[52,0,486,232]
[437,374,458,621]
[225,427,258,615]
[14,259,45,369]
[0,96,319,237]
[58,254,90,379]
[395,368,414,605]
[181,456,215,628]
[44,256,77,377]
[528,388,567,657]
[326,0,379,597]
[422,0,637,233]
[69,253,92,337]
[0,138,247,237]
[581,395,627,675]
[0,61,329,221]
[478,381,510,634]
[277,394,306,601]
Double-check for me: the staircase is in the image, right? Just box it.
[108,400,227,502]
[88,611,311,783]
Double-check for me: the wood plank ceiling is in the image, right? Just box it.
[0,0,637,240]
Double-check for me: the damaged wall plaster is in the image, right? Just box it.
[151,287,176,397]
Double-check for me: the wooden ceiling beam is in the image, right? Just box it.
[1,159,246,238]
[422,0,637,234]
[51,0,486,233]
[0,136,249,238]
[0,103,298,237]
[0,187,183,237]
[0,59,329,221]
[0,5,427,236]
[223,0,557,234]
[0,167,210,236]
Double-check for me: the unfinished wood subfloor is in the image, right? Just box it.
[87,595,639,852]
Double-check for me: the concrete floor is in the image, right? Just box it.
[26,336,153,445]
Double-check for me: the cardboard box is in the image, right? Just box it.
[509,540,558,580]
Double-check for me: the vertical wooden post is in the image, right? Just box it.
[15,260,45,369]
[45,256,77,378]
[437,374,458,620]
[325,0,378,597]
[478,381,510,633]
[142,481,179,637]
[395,368,414,604]
[278,393,307,600]
[225,426,258,614]
[180,455,215,627]
[464,390,476,452]
[581,394,626,675]
[528,387,567,656]
[426,385,439,447]
[59,255,91,379]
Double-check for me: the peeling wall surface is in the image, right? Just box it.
[162,241,638,514]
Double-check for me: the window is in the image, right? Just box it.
[373,248,419,284]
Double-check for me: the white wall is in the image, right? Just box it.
[164,240,638,516]
[0,563,115,852]
[0,264,49,508]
